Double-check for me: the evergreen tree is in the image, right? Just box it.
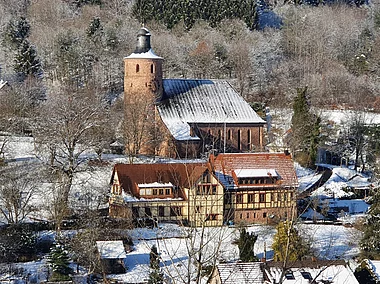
[14,40,42,79]
[3,17,30,49]
[243,0,259,31]
[290,87,320,168]
[238,228,258,262]
[48,242,73,281]
[148,245,163,284]
[272,221,311,262]
[360,188,380,259]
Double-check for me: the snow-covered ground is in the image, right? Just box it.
[0,109,377,282]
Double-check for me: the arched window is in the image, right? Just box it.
[151,64,154,73]
[136,64,140,73]
[247,129,251,144]
[237,130,241,150]
[227,129,231,140]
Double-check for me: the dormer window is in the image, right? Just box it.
[235,169,279,185]
[138,182,174,198]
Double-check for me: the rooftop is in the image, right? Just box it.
[157,79,265,140]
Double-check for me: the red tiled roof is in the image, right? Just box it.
[212,153,298,188]
[112,162,208,198]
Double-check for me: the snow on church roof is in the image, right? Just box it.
[157,79,265,141]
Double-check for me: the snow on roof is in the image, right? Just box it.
[366,259,380,280]
[312,166,372,198]
[138,182,174,188]
[0,79,7,89]
[216,262,264,284]
[125,48,163,59]
[157,79,265,141]
[96,240,127,259]
[235,168,278,178]
[268,263,358,284]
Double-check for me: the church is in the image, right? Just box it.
[123,28,266,158]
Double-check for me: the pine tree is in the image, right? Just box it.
[238,228,258,262]
[3,17,30,49]
[14,40,42,79]
[48,242,73,281]
[272,221,311,262]
[290,87,320,168]
[148,245,163,284]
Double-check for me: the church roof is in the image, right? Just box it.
[157,79,265,140]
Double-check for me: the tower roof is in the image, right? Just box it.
[125,27,162,60]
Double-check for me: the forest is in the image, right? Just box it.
[0,0,379,111]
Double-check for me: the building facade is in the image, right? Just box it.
[123,28,266,158]
[109,153,298,226]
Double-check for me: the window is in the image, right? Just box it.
[159,206,165,217]
[236,194,243,203]
[284,193,288,201]
[206,214,217,221]
[284,271,295,280]
[145,207,152,217]
[153,189,158,195]
[159,188,164,195]
[246,212,250,218]
[271,193,275,202]
[237,130,241,150]
[259,193,266,203]
[170,206,181,216]
[132,207,139,218]
[263,212,267,218]
[202,173,211,183]
[301,272,312,280]
[212,185,217,195]
[136,64,140,73]
[248,194,255,203]
[165,188,171,195]
[151,64,154,73]
[247,129,251,144]
[227,129,231,140]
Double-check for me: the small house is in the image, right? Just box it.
[96,240,127,274]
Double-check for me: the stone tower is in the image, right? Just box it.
[124,27,163,103]
[123,28,165,156]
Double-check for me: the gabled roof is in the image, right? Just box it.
[157,79,265,140]
[216,262,266,284]
[111,162,208,198]
[96,240,127,259]
[212,153,298,189]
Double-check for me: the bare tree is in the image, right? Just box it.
[0,166,39,224]
[33,86,112,205]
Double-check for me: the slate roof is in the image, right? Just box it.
[212,153,298,189]
[215,262,265,284]
[111,162,208,198]
[157,79,265,140]
[96,241,127,259]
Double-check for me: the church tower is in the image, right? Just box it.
[123,28,165,157]
[124,28,163,103]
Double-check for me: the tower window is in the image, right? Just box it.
[136,64,140,73]
[151,64,154,73]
